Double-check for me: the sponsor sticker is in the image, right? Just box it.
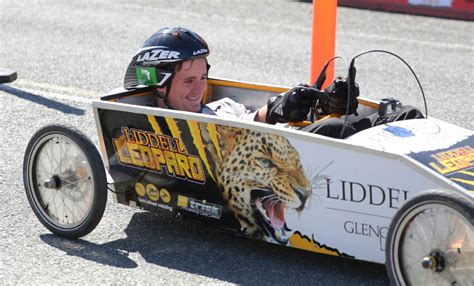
[146,184,160,202]
[136,67,158,85]
[428,146,473,175]
[135,182,146,197]
[178,195,222,219]
[137,197,173,212]
[134,182,173,212]
[383,126,414,138]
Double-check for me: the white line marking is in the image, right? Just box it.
[3,79,104,104]
[12,79,100,98]
[3,82,95,104]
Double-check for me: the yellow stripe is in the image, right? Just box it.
[288,121,311,128]
[288,113,341,128]
[358,98,379,109]
[147,114,162,134]
[165,117,187,153]
[451,178,474,186]
[207,123,222,161]
[187,121,215,182]
[288,233,340,256]
[458,170,474,176]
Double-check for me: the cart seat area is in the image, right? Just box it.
[100,77,380,124]
[100,78,288,112]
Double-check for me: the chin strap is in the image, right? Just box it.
[152,79,173,109]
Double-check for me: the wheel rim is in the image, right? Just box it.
[394,202,474,285]
[27,133,94,229]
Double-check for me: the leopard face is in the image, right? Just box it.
[205,126,311,244]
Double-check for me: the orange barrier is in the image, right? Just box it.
[310,0,337,88]
[338,0,474,21]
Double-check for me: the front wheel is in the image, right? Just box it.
[386,189,473,285]
[23,124,107,239]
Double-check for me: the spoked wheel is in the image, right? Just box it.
[386,189,474,285]
[23,124,107,239]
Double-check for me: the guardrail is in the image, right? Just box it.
[338,0,474,21]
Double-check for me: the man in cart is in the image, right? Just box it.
[124,26,423,138]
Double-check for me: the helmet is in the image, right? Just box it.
[124,26,210,90]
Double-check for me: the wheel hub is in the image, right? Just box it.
[43,175,61,189]
[421,251,445,272]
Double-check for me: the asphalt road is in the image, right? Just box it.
[0,0,473,284]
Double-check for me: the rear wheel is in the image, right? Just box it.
[386,189,474,285]
[23,124,107,239]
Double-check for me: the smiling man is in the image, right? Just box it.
[124,26,260,121]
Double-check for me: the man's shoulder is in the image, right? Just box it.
[203,97,256,120]
[205,97,241,110]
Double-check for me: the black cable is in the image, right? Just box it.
[106,170,148,194]
[311,56,347,122]
[313,56,348,89]
[339,49,428,138]
[107,184,126,194]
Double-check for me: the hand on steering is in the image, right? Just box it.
[324,76,359,115]
[265,85,327,124]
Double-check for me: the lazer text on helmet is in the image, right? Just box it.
[193,49,208,56]
[137,49,180,62]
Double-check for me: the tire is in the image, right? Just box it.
[23,124,107,239]
[386,189,474,285]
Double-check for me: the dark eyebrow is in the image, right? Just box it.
[183,72,207,81]
[182,76,196,81]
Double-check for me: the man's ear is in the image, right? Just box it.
[154,87,168,108]
[155,86,168,99]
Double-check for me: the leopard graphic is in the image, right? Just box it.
[199,124,312,244]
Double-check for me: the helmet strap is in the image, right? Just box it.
[153,76,174,109]
[162,75,174,108]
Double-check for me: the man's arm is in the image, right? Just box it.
[254,105,268,123]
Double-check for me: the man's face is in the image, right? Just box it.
[165,58,208,112]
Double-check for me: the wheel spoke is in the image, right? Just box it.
[61,177,91,187]
[48,140,56,174]
[51,140,65,175]
[430,209,440,247]
[37,158,52,177]
[50,189,60,220]
[65,143,75,168]
[59,189,67,223]
[412,218,431,254]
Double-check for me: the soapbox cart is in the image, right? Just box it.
[23,77,473,285]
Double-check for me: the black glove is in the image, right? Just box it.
[324,76,359,115]
[265,85,327,124]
